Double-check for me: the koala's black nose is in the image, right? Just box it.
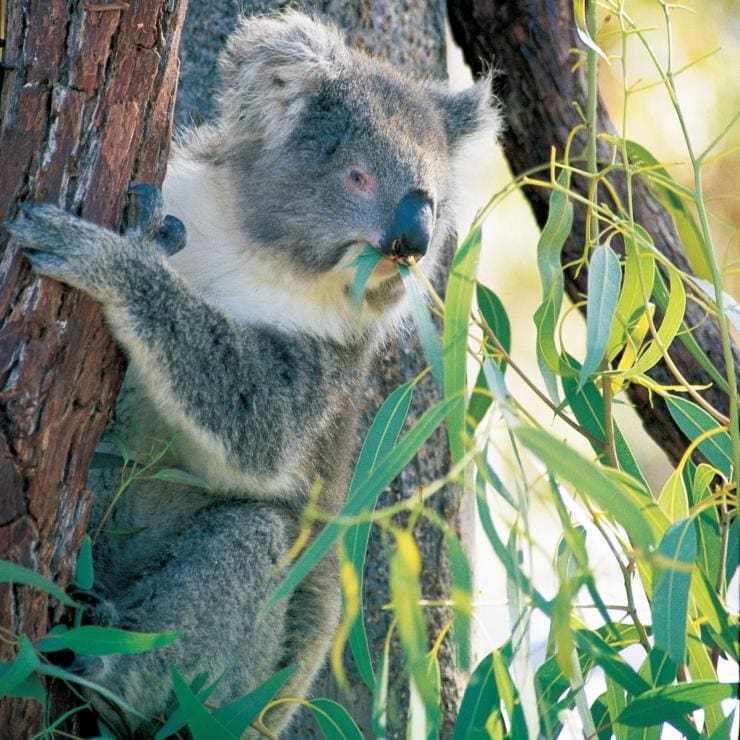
[381,190,435,261]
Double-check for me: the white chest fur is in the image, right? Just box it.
[162,154,401,342]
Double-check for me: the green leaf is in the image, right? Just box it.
[469,284,511,430]
[389,530,433,707]
[515,428,655,548]
[607,227,655,360]
[686,632,725,733]
[214,665,297,734]
[477,283,511,364]
[347,245,383,307]
[534,173,577,380]
[372,626,392,739]
[1,670,46,706]
[562,370,648,488]
[624,265,685,377]
[260,395,456,617]
[665,396,734,480]
[443,226,482,463]
[37,625,180,655]
[491,650,529,738]
[652,270,730,393]
[447,533,472,672]
[605,676,628,740]
[38,662,148,721]
[409,653,442,739]
[454,654,500,739]
[574,0,608,59]
[307,698,364,739]
[657,470,689,522]
[152,468,211,489]
[574,630,650,696]
[579,244,622,385]
[726,518,738,587]
[618,682,737,727]
[708,709,736,740]
[474,472,548,612]
[0,636,40,697]
[345,381,414,689]
[399,264,444,392]
[626,141,710,279]
[155,674,225,740]
[90,451,125,469]
[0,560,78,607]
[75,536,94,591]
[170,666,237,740]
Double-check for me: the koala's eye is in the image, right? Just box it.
[345,167,373,195]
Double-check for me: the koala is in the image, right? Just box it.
[8,11,499,738]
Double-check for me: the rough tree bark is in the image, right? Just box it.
[0,0,186,734]
[448,0,738,467]
[176,1,463,736]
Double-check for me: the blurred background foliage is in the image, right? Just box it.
[446,0,738,683]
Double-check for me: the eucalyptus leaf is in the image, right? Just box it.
[38,625,180,656]
[0,560,77,607]
[579,243,622,385]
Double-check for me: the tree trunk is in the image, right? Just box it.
[177,1,463,735]
[0,0,186,734]
[448,0,738,467]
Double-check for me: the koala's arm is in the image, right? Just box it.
[7,200,341,489]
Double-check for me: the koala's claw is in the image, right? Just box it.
[157,214,186,256]
[126,184,164,235]
[7,204,95,284]
[127,184,186,256]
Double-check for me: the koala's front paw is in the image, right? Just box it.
[127,184,186,256]
[5,204,127,300]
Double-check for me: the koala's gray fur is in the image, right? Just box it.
[8,11,499,737]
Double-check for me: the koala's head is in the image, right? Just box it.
[214,11,500,307]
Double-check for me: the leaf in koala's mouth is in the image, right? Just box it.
[346,244,383,307]
[397,264,444,392]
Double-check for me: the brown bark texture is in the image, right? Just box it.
[0,0,186,733]
[448,0,739,466]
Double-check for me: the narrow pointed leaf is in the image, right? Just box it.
[74,536,94,590]
[38,625,180,655]
[214,665,297,734]
[579,244,622,385]
[348,245,383,307]
[665,396,734,479]
[515,428,655,547]
[307,698,364,740]
[617,682,737,727]
[399,264,444,391]
[574,0,608,59]
[0,560,78,607]
[652,519,696,664]
[345,381,414,688]
[0,636,40,696]
[443,226,483,462]
[171,666,238,740]
[447,533,472,672]
[454,653,500,739]
[260,396,456,616]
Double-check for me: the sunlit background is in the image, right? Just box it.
[446,1,738,736]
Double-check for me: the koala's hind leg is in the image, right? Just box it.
[264,552,342,733]
[81,503,294,737]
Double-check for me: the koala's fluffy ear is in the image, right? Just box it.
[218,11,346,147]
[431,75,502,150]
